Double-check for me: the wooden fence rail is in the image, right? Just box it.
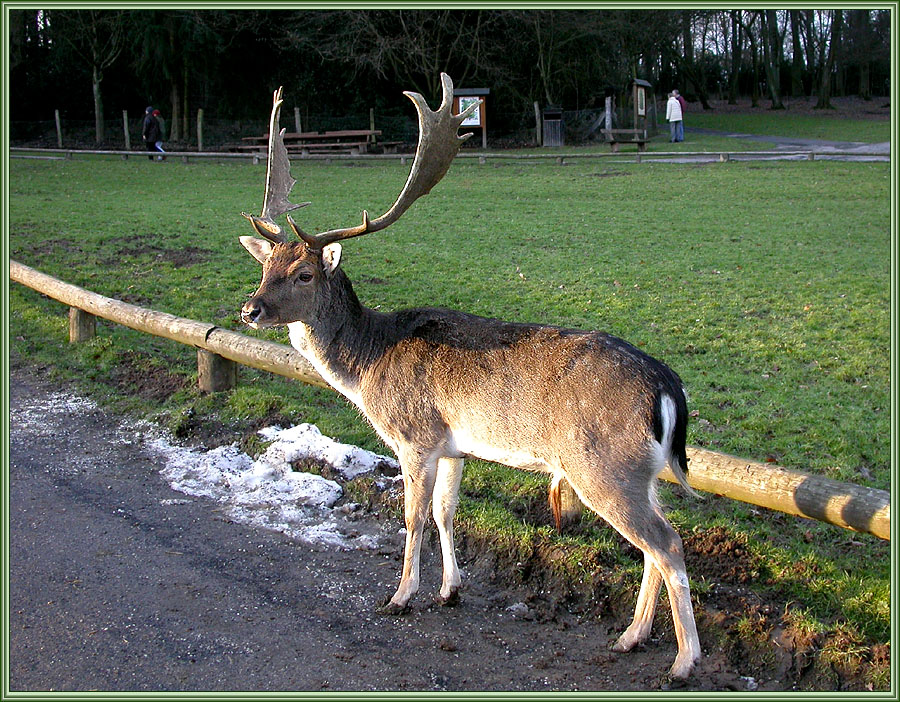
[9,146,889,166]
[10,259,890,541]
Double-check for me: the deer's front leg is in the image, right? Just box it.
[380,449,438,614]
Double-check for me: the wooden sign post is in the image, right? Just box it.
[453,87,490,150]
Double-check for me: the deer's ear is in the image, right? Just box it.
[240,236,274,265]
[322,243,342,278]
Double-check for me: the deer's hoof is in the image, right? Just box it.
[377,599,411,616]
[666,654,699,682]
[434,589,460,607]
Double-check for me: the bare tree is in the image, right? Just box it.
[846,10,874,99]
[677,11,712,109]
[815,10,839,109]
[736,11,762,108]
[305,10,492,102]
[726,10,742,104]
[513,10,600,106]
[788,11,806,97]
[54,10,125,143]
[760,10,785,108]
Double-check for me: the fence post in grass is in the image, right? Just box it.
[533,101,542,146]
[197,349,236,393]
[68,307,96,343]
[55,109,63,148]
[197,108,204,152]
[294,107,301,133]
[122,110,130,158]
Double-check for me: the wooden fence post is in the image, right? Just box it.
[197,348,236,392]
[294,106,301,133]
[68,307,96,342]
[55,109,63,148]
[197,108,204,152]
[122,110,131,154]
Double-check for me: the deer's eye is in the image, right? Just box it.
[295,271,314,284]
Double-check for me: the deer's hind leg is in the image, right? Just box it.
[612,551,664,652]
[564,455,700,680]
[433,457,464,605]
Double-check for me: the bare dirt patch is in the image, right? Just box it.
[117,243,210,269]
[111,350,187,403]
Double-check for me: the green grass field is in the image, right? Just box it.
[6,130,893,687]
[686,110,891,143]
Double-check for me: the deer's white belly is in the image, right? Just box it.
[448,426,548,471]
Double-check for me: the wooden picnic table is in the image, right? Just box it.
[236,129,389,155]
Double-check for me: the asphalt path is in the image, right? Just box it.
[677,128,890,162]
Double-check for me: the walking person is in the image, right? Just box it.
[151,109,166,158]
[142,106,164,160]
[673,89,687,141]
[666,91,683,143]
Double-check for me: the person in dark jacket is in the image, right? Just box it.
[142,106,164,160]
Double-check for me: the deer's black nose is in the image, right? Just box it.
[241,301,263,325]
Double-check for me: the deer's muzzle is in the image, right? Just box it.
[241,299,266,327]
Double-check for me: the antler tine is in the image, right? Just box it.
[305,73,481,249]
[241,86,309,244]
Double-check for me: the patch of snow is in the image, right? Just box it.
[257,423,398,480]
[147,422,398,551]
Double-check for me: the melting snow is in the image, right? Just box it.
[148,424,399,551]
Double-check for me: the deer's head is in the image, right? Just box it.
[240,76,479,329]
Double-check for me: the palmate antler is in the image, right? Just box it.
[242,74,481,249]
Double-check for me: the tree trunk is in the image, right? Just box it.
[833,10,845,96]
[727,11,741,104]
[853,10,872,99]
[789,11,805,97]
[859,61,871,100]
[803,10,817,85]
[745,23,760,107]
[181,62,189,142]
[169,81,181,142]
[92,64,104,143]
[815,11,838,109]
[761,10,785,108]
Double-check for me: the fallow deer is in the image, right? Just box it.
[239,74,701,680]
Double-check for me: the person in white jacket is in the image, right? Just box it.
[666,92,683,143]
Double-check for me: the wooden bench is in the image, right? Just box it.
[601,128,648,152]
[285,142,370,155]
[377,141,403,154]
[231,144,266,153]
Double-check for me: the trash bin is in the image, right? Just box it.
[542,105,563,147]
